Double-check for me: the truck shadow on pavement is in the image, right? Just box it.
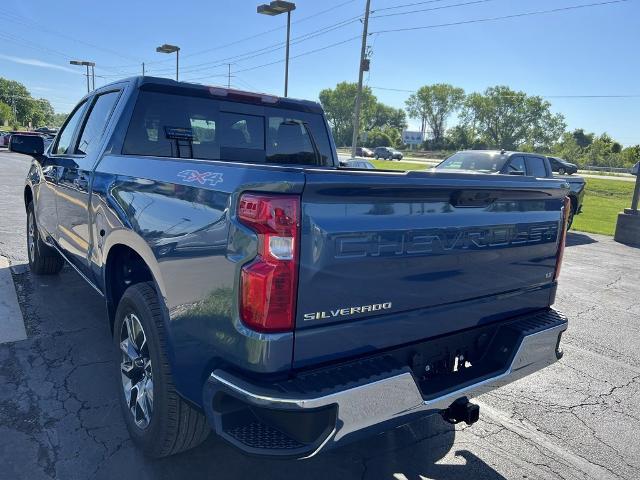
[2,264,506,480]
[565,231,598,247]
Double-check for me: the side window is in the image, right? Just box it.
[75,91,120,155]
[266,117,316,165]
[506,156,526,174]
[53,101,87,155]
[219,112,264,162]
[526,156,548,177]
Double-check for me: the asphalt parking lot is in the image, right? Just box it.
[1,149,639,479]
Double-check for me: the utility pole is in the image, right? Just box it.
[142,62,145,76]
[227,63,232,88]
[351,0,371,158]
[91,64,95,90]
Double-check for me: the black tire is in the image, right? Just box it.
[558,167,566,175]
[26,202,64,275]
[375,155,379,160]
[114,282,210,458]
[567,202,575,230]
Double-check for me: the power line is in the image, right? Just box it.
[371,0,631,34]
[109,0,360,69]
[185,35,360,82]
[0,12,141,67]
[373,0,453,13]
[370,86,640,98]
[371,0,497,19]
[149,15,362,76]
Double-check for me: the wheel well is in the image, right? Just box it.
[568,194,578,212]
[105,245,154,331]
[24,186,33,208]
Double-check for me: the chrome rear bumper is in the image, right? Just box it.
[203,309,567,458]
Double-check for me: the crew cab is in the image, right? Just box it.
[11,77,570,459]
[436,150,585,228]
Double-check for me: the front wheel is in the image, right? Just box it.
[558,167,566,175]
[115,282,210,457]
[26,202,63,275]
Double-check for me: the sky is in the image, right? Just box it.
[1,0,639,145]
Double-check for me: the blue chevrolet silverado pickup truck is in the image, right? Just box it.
[10,76,570,459]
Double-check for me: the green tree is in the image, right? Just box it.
[319,82,376,147]
[0,78,33,126]
[620,145,640,167]
[405,83,465,147]
[0,101,13,126]
[368,103,407,131]
[51,112,68,128]
[30,99,55,127]
[363,128,392,148]
[552,132,583,164]
[571,128,594,149]
[462,86,565,150]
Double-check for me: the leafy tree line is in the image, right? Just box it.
[319,81,639,168]
[0,77,59,129]
[318,82,407,148]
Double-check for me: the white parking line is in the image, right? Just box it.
[0,256,26,344]
[477,401,619,480]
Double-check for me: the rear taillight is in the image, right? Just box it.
[238,193,300,332]
[554,196,571,281]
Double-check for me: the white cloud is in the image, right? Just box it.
[0,53,78,73]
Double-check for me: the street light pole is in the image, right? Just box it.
[285,9,291,97]
[70,60,96,94]
[351,0,371,158]
[257,1,296,97]
[156,44,180,81]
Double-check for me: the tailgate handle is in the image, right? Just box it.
[450,190,498,208]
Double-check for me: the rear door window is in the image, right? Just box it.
[122,90,331,165]
[75,91,120,155]
[506,156,526,174]
[526,156,548,177]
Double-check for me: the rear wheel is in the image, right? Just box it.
[567,201,575,229]
[115,282,210,457]
[558,167,566,175]
[26,202,63,275]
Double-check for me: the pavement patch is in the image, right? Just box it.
[0,256,26,343]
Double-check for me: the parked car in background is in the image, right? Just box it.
[340,159,376,169]
[34,127,59,137]
[374,146,403,160]
[356,146,373,157]
[547,156,578,175]
[0,132,11,147]
[436,150,585,228]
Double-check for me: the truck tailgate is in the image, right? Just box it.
[294,169,567,368]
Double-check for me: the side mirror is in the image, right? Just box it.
[9,134,45,156]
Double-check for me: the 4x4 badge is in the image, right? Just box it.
[177,169,223,186]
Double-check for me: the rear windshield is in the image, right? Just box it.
[122,91,333,166]
[438,151,508,173]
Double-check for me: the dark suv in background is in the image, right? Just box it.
[547,156,578,175]
[374,146,403,160]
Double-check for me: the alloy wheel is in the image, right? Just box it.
[120,312,154,429]
[27,211,35,262]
